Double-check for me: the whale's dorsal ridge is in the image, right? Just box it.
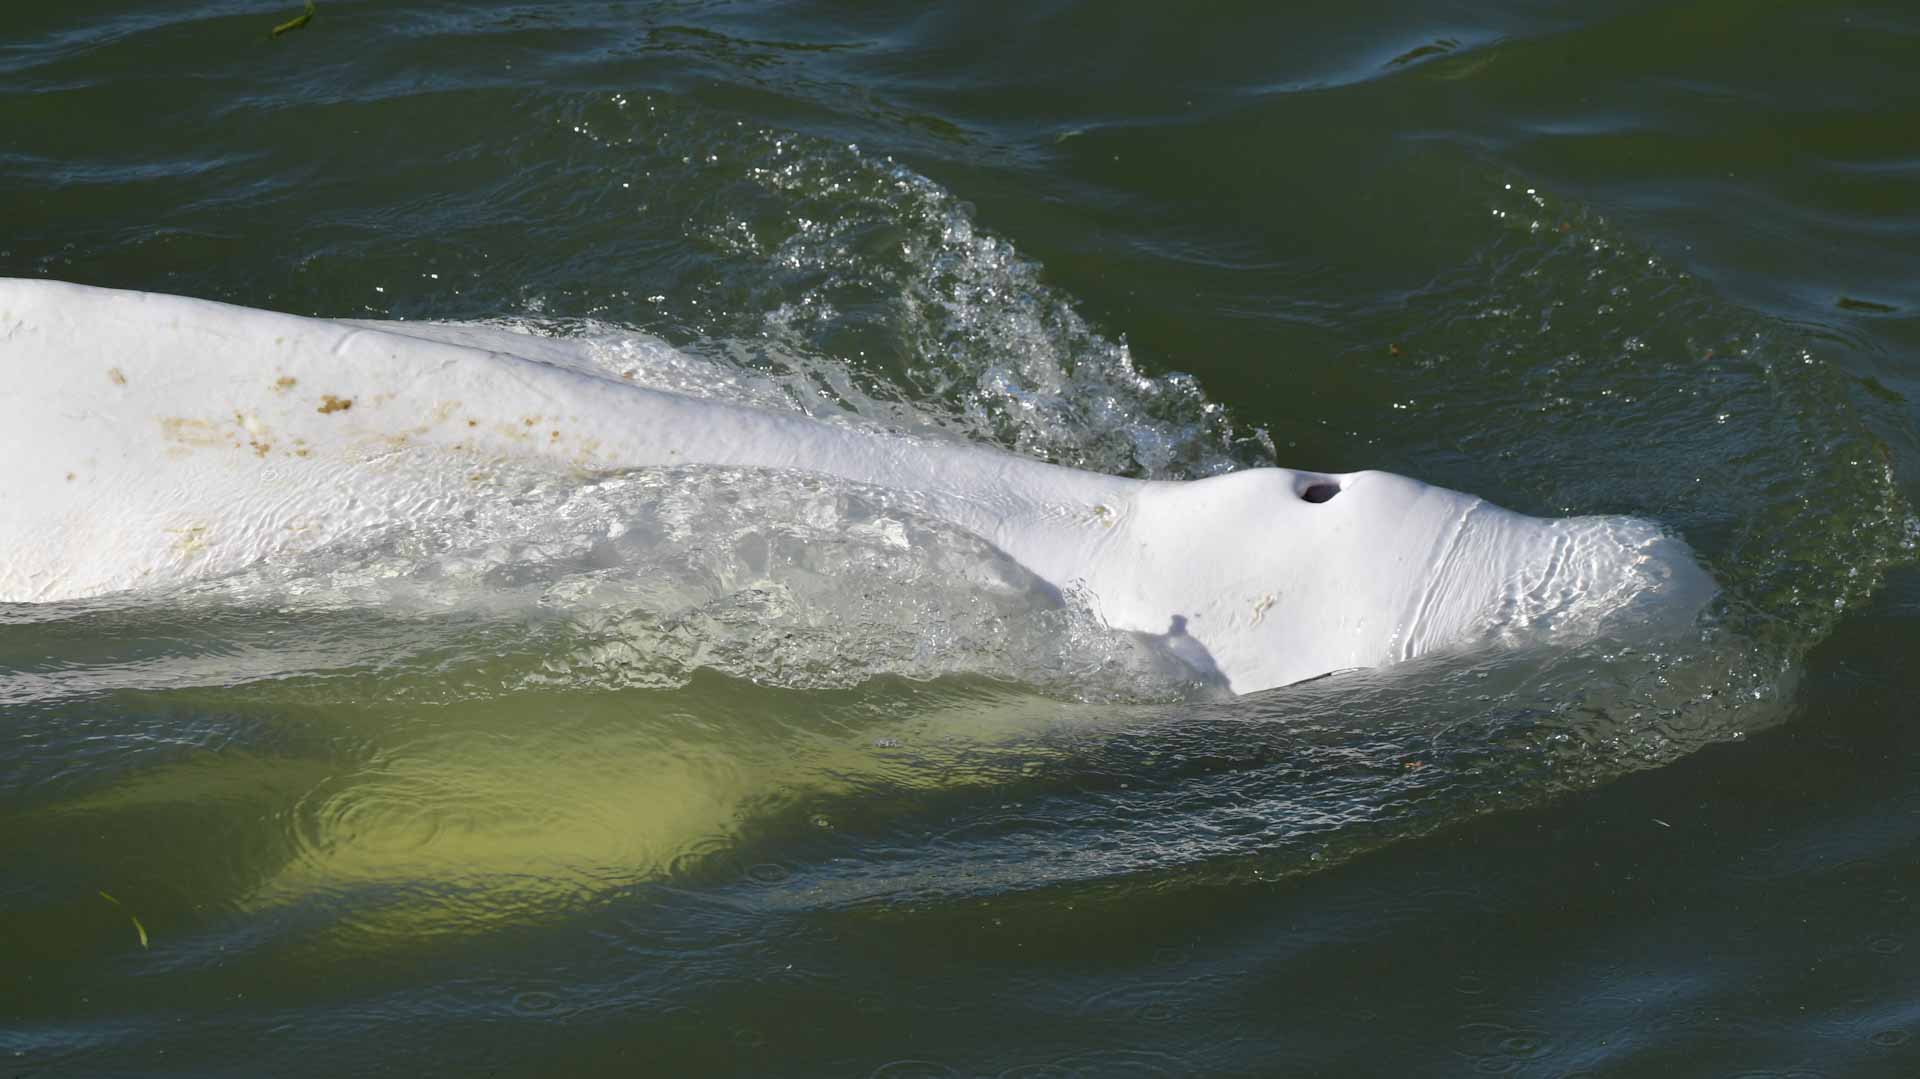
[0,278,1714,692]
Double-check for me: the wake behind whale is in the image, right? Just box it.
[0,278,1712,694]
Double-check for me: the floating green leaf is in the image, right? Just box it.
[271,0,317,39]
[98,890,149,949]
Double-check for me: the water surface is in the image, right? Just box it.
[4,2,1919,1075]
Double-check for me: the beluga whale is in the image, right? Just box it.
[0,279,1714,693]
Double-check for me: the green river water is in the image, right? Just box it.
[4,2,1920,1075]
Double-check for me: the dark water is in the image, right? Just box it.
[4,1,1920,1075]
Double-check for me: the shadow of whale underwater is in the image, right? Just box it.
[0,279,1715,693]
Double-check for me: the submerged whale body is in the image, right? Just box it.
[0,279,1713,693]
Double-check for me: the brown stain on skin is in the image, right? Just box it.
[66,472,76,482]
[466,419,478,428]
[569,436,604,468]
[227,412,275,459]
[549,430,560,442]
[159,417,226,449]
[317,395,353,414]
[107,367,127,386]
[168,523,210,558]
[273,376,298,392]
[522,416,540,427]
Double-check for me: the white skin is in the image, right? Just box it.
[0,280,1713,693]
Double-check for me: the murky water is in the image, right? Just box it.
[4,2,1919,1075]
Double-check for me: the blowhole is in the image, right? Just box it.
[1300,481,1340,504]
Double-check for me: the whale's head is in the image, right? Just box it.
[1119,467,1717,693]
